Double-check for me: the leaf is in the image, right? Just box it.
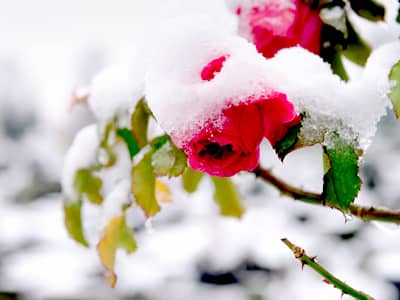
[117,128,140,159]
[330,51,349,82]
[152,138,187,177]
[131,99,150,148]
[97,215,137,288]
[74,169,103,205]
[322,133,362,211]
[274,121,302,160]
[131,152,160,217]
[349,0,385,22]
[182,167,204,193]
[64,200,89,247]
[99,122,117,167]
[211,177,245,218]
[341,19,371,66]
[397,7,400,23]
[151,134,169,151]
[320,11,371,70]
[389,60,400,119]
[156,179,172,204]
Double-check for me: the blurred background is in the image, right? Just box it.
[1,0,400,299]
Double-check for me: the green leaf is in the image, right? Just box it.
[131,152,160,217]
[74,169,103,205]
[274,121,302,160]
[397,7,400,23]
[152,138,187,177]
[97,215,137,288]
[330,51,349,82]
[131,99,150,148]
[349,0,385,22]
[64,201,89,247]
[151,134,169,151]
[117,128,140,159]
[322,133,362,211]
[99,122,117,167]
[389,60,400,119]
[182,167,204,193]
[341,19,371,66]
[211,177,245,218]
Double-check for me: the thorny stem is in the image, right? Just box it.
[253,166,400,225]
[281,238,375,300]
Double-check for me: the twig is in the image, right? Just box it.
[253,166,400,224]
[281,238,375,300]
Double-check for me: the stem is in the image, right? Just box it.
[281,238,375,300]
[253,166,400,224]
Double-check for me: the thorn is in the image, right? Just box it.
[310,256,318,263]
[341,291,345,299]
[301,261,305,270]
[322,279,331,285]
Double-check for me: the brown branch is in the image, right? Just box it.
[253,166,400,225]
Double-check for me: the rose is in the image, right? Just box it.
[145,22,301,177]
[178,55,300,177]
[232,0,322,58]
[183,93,300,177]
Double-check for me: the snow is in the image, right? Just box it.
[145,16,398,151]
[145,17,280,147]
[264,46,395,150]
[88,62,145,122]
[61,124,100,200]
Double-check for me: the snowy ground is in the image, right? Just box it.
[1,0,400,299]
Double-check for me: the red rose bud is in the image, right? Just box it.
[233,0,322,58]
[183,93,300,177]
[145,21,301,177]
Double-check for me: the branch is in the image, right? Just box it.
[281,238,375,300]
[253,166,400,224]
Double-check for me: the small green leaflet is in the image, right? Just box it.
[274,121,302,161]
[182,167,204,193]
[64,200,89,247]
[341,19,371,67]
[152,137,187,177]
[74,169,103,205]
[117,128,140,159]
[132,99,150,148]
[131,152,160,217]
[322,133,362,211]
[211,177,245,218]
[97,215,137,288]
[349,0,385,22]
[389,60,400,119]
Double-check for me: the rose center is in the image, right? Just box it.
[198,142,233,159]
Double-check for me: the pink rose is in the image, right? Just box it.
[181,56,300,177]
[234,0,322,58]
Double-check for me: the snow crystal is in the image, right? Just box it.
[97,141,132,195]
[100,179,131,228]
[61,124,100,200]
[88,62,145,122]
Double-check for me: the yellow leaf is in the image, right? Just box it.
[156,179,172,204]
[96,215,137,288]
